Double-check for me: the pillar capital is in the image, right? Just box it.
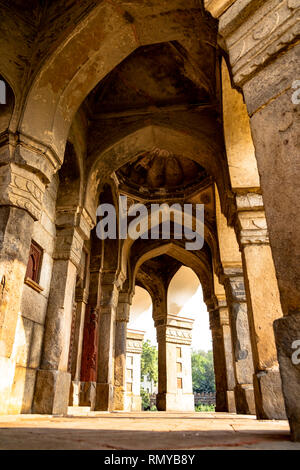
[100,270,124,290]
[126,329,145,355]
[0,163,45,221]
[234,193,269,246]
[156,315,194,346]
[56,207,95,241]
[53,227,84,268]
[116,301,130,323]
[75,287,89,305]
[219,307,230,326]
[219,0,300,87]
[222,266,247,303]
[0,131,60,184]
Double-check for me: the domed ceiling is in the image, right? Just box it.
[116,148,209,196]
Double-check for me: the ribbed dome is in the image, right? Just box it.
[117,148,207,192]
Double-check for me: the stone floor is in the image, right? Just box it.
[0,409,299,450]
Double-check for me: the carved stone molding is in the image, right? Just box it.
[53,227,84,267]
[56,206,95,241]
[0,163,45,220]
[220,307,230,326]
[223,268,247,303]
[116,302,130,323]
[75,287,89,304]
[156,315,194,345]
[236,211,269,246]
[100,270,125,291]
[236,193,264,212]
[126,330,144,354]
[157,325,193,345]
[227,193,270,246]
[219,0,300,86]
[99,282,119,314]
[0,131,60,183]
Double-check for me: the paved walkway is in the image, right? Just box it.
[0,410,299,450]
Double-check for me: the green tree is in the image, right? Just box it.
[191,350,215,393]
[140,388,150,410]
[140,340,158,384]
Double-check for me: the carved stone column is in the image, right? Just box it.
[234,194,286,419]
[156,314,194,411]
[68,285,89,406]
[125,329,144,411]
[79,306,99,409]
[223,268,256,415]
[94,271,120,411]
[79,236,101,408]
[33,213,91,415]
[114,292,131,411]
[219,0,300,438]
[0,156,56,413]
[208,298,236,413]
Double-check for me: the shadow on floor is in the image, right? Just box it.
[0,427,294,450]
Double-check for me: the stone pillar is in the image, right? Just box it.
[68,285,89,406]
[79,306,99,408]
[156,314,194,411]
[114,293,131,410]
[125,329,144,411]
[223,268,256,415]
[79,238,101,408]
[32,226,85,414]
[209,299,236,413]
[94,271,120,411]
[219,0,299,438]
[234,194,286,419]
[0,162,49,413]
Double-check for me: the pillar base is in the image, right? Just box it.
[0,356,16,414]
[156,392,195,412]
[234,384,256,415]
[253,369,286,420]
[274,314,300,441]
[8,365,36,414]
[32,369,71,415]
[125,393,142,411]
[94,383,114,411]
[226,390,236,413]
[79,381,96,409]
[114,386,126,411]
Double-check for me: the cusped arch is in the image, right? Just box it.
[85,123,225,216]
[130,240,214,302]
[119,203,219,283]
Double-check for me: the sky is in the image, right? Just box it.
[128,266,212,351]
